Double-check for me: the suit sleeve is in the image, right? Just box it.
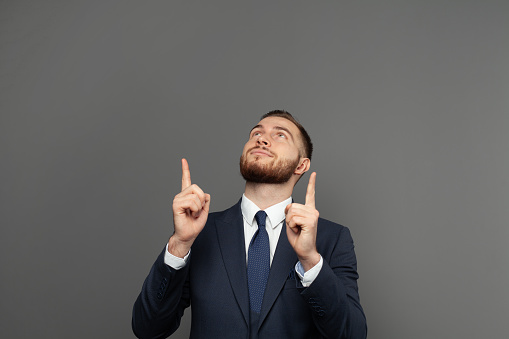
[132,248,191,339]
[300,226,367,339]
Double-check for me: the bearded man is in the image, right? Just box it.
[132,110,367,339]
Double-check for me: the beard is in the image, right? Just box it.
[239,148,300,184]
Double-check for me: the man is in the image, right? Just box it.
[132,110,367,338]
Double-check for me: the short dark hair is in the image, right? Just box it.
[261,110,313,160]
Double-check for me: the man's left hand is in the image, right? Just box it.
[285,172,321,271]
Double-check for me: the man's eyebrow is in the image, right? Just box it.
[274,126,294,140]
[250,124,263,134]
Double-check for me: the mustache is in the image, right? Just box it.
[248,146,275,156]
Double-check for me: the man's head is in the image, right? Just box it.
[240,110,313,185]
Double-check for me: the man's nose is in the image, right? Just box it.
[256,135,269,146]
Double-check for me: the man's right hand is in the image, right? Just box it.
[167,158,211,258]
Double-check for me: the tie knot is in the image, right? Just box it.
[254,210,267,229]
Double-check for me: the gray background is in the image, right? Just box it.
[1,1,508,338]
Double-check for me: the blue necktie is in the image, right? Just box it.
[247,210,270,313]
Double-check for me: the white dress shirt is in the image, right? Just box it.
[241,194,289,265]
[164,195,323,287]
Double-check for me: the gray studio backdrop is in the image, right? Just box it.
[1,1,508,338]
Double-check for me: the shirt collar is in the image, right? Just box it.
[241,194,292,229]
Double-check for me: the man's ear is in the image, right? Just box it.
[294,158,310,175]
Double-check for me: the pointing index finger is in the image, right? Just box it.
[181,158,192,191]
[305,172,316,208]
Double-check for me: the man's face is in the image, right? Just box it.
[240,117,304,184]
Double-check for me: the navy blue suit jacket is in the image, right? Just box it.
[132,200,367,338]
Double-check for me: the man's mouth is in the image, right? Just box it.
[250,148,273,157]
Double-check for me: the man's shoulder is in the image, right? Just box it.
[194,202,241,242]
[203,200,242,226]
[317,216,346,230]
[317,217,352,239]
[208,201,241,217]
[316,217,357,254]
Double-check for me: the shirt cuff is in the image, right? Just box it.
[164,243,190,270]
[295,255,323,287]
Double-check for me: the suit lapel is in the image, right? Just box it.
[215,200,250,325]
[258,226,298,328]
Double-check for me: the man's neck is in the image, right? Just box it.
[244,181,293,210]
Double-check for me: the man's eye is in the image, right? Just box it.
[277,133,286,138]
